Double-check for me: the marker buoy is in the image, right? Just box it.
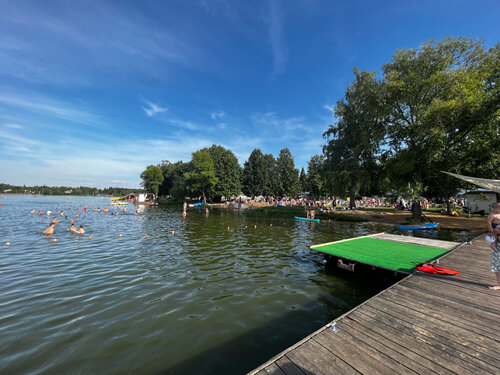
[88,236,92,240]
[119,234,123,237]
[5,242,10,246]
[52,239,58,242]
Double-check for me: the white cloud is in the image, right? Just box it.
[3,123,23,129]
[142,100,168,117]
[266,0,288,77]
[322,104,335,113]
[0,91,102,126]
[210,110,225,120]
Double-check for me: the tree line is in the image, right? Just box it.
[141,37,499,220]
[0,183,142,196]
[140,145,304,202]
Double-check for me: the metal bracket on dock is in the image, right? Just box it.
[329,322,339,332]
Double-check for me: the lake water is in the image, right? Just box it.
[0,195,477,374]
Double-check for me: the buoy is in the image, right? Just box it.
[52,239,58,242]
[88,236,92,240]
[171,231,175,235]
[119,234,123,237]
[5,242,10,246]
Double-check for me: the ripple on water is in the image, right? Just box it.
[0,195,478,374]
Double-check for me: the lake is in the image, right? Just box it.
[0,195,476,374]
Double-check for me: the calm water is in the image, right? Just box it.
[0,195,476,374]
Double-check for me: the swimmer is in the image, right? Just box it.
[70,219,75,224]
[123,206,126,213]
[68,223,77,232]
[51,217,59,224]
[46,210,52,216]
[38,210,42,216]
[30,209,35,214]
[76,214,80,218]
[44,223,55,235]
[60,210,64,217]
[77,225,85,234]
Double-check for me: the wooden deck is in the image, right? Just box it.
[249,234,500,375]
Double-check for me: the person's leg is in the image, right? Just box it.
[489,272,500,290]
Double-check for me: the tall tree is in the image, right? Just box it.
[202,145,242,201]
[262,153,280,196]
[382,37,495,219]
[299,167,307,192]
[184,151,218,203]
[323,68,386,208]
[306,155,325,198]
[276,148,301,196]
[242,149,265,196]
[140,165,164,195]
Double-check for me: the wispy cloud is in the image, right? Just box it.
[3,123,23,129]
[142,100,168,117]
[0,91,102,126]
[210,110,225,120]
[266,0,288,77]
[322,104,335,113]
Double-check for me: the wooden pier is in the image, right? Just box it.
[249,234,500,375]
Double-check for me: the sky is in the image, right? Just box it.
[0,0,498,188]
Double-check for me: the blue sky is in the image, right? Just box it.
[0,0,498,188]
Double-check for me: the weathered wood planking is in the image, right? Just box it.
[249,234,500,375]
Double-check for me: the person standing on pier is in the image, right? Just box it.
[487,202,500,290]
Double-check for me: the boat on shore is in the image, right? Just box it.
[398,223,438,230]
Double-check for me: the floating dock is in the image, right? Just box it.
[249,234,500,375]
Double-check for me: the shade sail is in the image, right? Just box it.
[442,171,500,194]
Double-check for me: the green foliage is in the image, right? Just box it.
[184,150,218,202]
[0,183,142,196]
[242,149,266,196]
[202,145,242,200]
[299,167,307,192]
[305,155,325,198]
[276,148,301,196]
[140,165,164,195]
[324,37,500,218]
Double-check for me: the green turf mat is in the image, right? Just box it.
[311,237,450,273]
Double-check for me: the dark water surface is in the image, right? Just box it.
[0,196,477,374]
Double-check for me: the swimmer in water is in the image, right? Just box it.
[68,223,77,232]
[70,219,75,224]
[77,225,85,234]
[30,209,35,214]
[44,223,55,235]
[51,217,59,224]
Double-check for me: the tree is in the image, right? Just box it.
[261,153,280,196]
[140,165,164,195]
[160,160,190,200]
[202,145,242,201]
[184,150,218,203]
[276,148,301,196]
[323,68,386,208]
[242,149,265,196]
[382,37,496,219]
[299,167,307,192]
[306,155,325,198]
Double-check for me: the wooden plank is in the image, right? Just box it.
[342,315,455,375]
[353,306,496,375]
[284,339,360,375]
[374,292,500,359]
[403,276,500,311]
[275,356,305,375]
[386,285,500,340]
[313,329,403,375]
[373,233,459,249]
[261,363,286,375]
[364,302,500,374]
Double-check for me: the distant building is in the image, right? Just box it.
[64,189,73,194]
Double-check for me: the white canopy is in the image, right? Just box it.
[443,171,500,194]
